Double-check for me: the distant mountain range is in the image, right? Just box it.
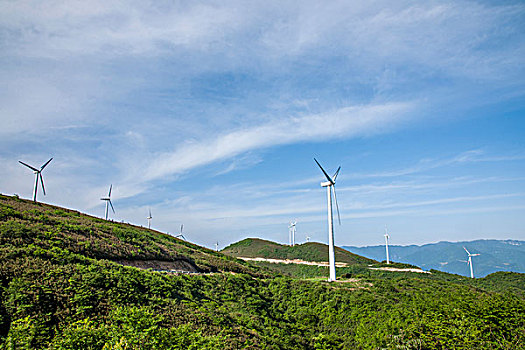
[343,239,525,278]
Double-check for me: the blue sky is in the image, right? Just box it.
[1,1,524,249]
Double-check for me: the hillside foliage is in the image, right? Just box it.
[222,238,375,265]
[1,195,524,349]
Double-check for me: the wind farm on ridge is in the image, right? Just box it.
[14,155,486,280]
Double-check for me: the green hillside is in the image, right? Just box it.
[222,238,376,265]
[0,194,260,275]
[1,195,524,349]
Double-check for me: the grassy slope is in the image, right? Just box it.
[222,238,376,265]
[0,195,260,275]
[1,195,525,349]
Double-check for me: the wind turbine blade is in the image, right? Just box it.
[40,158,53,170]
[463,246,470,255]
[149,208,152,218]
[314,158,334,184]
[180,224,184,233]
[39,173,46,195]
[19,161,39,172]
[332,186,341,225]
[108,184,112,197]
[332,166,341,181]
[109,200,115,213]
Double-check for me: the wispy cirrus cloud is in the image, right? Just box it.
[142,101,415,182]
[349,149,525,179]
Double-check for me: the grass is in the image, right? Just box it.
[0,194,262,276]
[0,194,524,348]
[222,237,376,265]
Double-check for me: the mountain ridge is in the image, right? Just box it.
[343,239,525,277]
[0,194,261,276]
[222,237,376,265]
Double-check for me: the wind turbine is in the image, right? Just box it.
[306,236,310,243]
[289,221,297,246]
[18,158,53,202]
[314,158,341,282]
[384,225,390,264]
[175,224,186,240]
[147,208,153,229]
[100,185,115,220]
[463,246,480,278]
[215,241,219,252]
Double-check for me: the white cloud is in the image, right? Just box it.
[1,1,524,246]
[348,149,519,179]
[142,101,414,181]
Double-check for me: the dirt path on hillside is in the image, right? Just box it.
[238,257,430,274]
[238,256,349,267]
[369,267,430,274]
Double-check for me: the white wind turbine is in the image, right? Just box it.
[463,246,480,278]
[100,185,115,220]
[306,236,310,243]
[175,224,186,240]
[19,158,53,202]
[215,241,219,252]
[314,158,341,282]
[147,208,153,229]
[289,221,297,246]
[384,225,390,264]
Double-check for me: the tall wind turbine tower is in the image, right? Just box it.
[289,221,297,246]
[147,208,153,229]
[19,158,53,202]
[314,158,341,282]
[100,185,115,220]
[384,225,390,264]
[463,246,480,278]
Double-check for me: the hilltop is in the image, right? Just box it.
[1,194,524,349]
[344,239,525,277]
[222,238,375,265]
[0,194,259,276]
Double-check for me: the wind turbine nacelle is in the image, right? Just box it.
[321,181,332,187]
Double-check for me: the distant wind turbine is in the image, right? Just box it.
[100,185,115,220]
[147,208,152,229]
[215,241,219,252]
[384,225,390,264]
[463,246,480,278]
[314,158,341,282]
[18,158,53,202]
[175,224,186,240]
[289,221,297,246]
[306,236,310,243]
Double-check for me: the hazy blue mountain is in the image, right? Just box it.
[343,239,525,278]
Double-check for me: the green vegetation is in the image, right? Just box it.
[1,195,524,349]
[0,195,260,276]
[222,238,375,265]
